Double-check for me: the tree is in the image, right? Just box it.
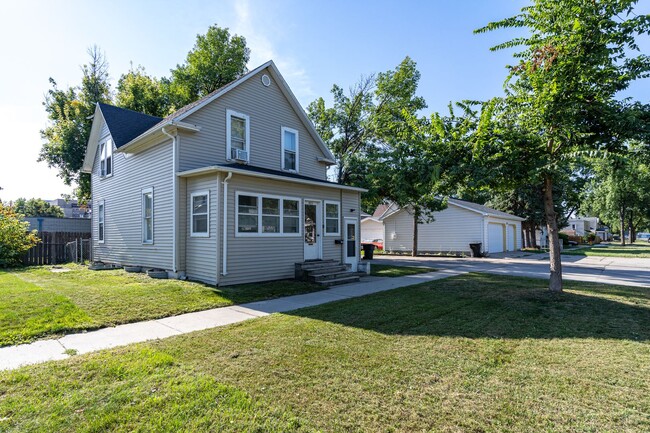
[169,25,250,108]
[0,203,39,267]
[476,0,650,292]
[307,76,375,185]
[116,65,169,117]
[39,46,111,202]
[13,198,64,218]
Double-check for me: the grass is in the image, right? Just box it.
[0,264,321,346]
[2,273,650,432]
[562,242,650,258]
[369,263,435,277]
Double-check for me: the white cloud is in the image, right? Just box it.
[231,0,315,106]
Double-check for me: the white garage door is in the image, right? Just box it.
[488,223,505,253]
[507,224,515,251]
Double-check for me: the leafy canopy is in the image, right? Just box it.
[0,203,39,267]
[13,198,64,218]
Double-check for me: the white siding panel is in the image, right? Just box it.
[383,210,414,252]
[91,136,174,270]
[417,206,483,253]
[185,174,220,284]
[219,174,358,286]
[361,219,384,241]
[179,67,329,180]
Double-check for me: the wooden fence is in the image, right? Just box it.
[22,232,92,266]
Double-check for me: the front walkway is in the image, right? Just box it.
[0,269,466,371]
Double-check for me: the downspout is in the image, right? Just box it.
[161,126,178,273]
[221,171,233,276]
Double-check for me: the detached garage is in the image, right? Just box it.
[381,199,524,256]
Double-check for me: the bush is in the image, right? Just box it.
[558,232,570,246]
[585,233,598,244]
[0,203,40,267]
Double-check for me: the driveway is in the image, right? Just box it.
[370,253,650,288]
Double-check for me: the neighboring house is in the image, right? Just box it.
[81,61,365,286]
[381,199,524,255]
[46,199,91,219]
[561,216,610,240]
[24,217,91,234]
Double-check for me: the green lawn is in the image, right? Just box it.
[2,273,650,432]
[0,264,320,346]
[562,243,650,258]
[370,263,435,277]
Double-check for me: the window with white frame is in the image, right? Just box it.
[236,193,301,236]
[324,201,340,236]
[191,192,209,236]
[226,109,250,162]
[142,188,153,244]
[99,139,113,177]
[281,127,298,172]
[98,200,105,243]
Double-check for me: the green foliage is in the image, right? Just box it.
[13,198,64,218]
[39,46,111,202]
[0,203,39,267]
[168,25,250,108]
[115,65,169,117]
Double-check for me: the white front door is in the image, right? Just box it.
[344,218,358,271]
[304,200,321,260]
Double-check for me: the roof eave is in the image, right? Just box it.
[119,121,201,153]
[81,104,104,173]
[177,165,367,192]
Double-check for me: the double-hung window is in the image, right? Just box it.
[97,200,105,243]
[142,188,154,244]
[226,109,250,162]
[324,201,340,236]
[191,192,210,236]
[281,127,298,172]
[237,193,301,236]
[99,139,113,177]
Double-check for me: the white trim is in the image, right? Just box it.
[344,217,359,271]
[226,109,250,162]
[97,199,105,244]
[190,191,210,237]
[235,191,302,237]
[281,126,299,172]
[324,200,341,236]
[141,187,154,244]
[221,172,233,277]
[304,198,323,260]
[177,165,367,192]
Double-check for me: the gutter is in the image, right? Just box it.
[161,126,178,273]
[221,172,233,276]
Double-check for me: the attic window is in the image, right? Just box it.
[261,74,271,87]
[100,139,113,178]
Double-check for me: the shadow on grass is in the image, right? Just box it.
[288,273,650,341]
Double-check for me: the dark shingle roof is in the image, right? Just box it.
[98,103,163,148]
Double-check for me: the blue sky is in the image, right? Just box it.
[1,0,648,201]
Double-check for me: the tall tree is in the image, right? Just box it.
[476,0,650,292]
[39,46,111,202]
[169,25,250,108]
[115,65,169,117]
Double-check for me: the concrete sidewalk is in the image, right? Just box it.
[0,268,467,371]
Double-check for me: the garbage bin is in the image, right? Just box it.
[469,243,482,258]
[362,243,375,260]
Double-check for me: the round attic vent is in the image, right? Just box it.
[261,74,271,87]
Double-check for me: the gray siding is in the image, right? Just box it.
[25,217,91,234]
[91,124,174,269]
[179,67,329,180]
[220,174,356,286]
[185,174,220,284]
[383,210,415,252]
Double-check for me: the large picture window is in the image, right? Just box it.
[236,193,301,236]
[324,201,340,236]
[142,188,153,244]
[97,200,105,243]
[281,127,298,172]
[191,192,209,237]
[226,109,250,162]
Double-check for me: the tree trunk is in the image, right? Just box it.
[543,173,562,292]
[524,224,531,249]
[532,226,538,249]
[629,211,635,244]
[620,207,626,246]
[412,209,419,257]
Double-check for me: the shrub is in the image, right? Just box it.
[558,232,570,246]
[0,203,40,267]
[585,233,598,244]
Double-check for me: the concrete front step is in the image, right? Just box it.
[310,270,358,282]
[296,260,360,286]
[317,275,361,287]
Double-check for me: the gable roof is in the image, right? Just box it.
[97,103,163,148]
[380,198,525,222]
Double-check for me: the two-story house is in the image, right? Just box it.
[81,61,364,286]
